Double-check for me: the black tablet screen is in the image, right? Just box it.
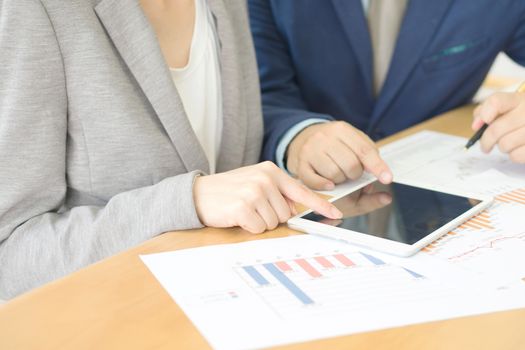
[302,181,480,245]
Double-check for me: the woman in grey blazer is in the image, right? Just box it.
[0,0,341,299]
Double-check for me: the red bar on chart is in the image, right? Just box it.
[295,259,322,278]
[334,254,355,267]
[314,256,335,269]
[275,261,292,272]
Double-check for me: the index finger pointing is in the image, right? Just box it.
[275,172,342,219]
[343,133,392,184]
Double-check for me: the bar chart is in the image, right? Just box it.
[495,188,525,206]
[141,220,525,350]
[424,184,525,256]
[457,210,494,231]
[236,250,433,319]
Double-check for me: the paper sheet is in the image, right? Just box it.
[375,131,525,290]
[141,131,525,349]
[416,169,525,290]
[141,235,524,350]
[380,130,525,190]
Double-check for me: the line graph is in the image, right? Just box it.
[446,233,525,261]
[423,186,525,255]
[422,197,525,287]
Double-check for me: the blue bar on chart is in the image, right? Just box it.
[403,267,425,279]
[242,266,269,286]
[263,263,315,305]
[361,252,385,265]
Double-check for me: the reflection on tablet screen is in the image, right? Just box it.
[302,181,480,245]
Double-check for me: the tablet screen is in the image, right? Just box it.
[302,181,481,245]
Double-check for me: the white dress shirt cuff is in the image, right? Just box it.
[276,118,330,171]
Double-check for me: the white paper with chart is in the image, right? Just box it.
[379,131,525,290]
[141,235,523,350]
[142,131,525,349]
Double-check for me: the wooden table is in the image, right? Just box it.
[1,105,524,350]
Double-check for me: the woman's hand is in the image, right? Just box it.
[473,91,525,162]
[193,161,343,233]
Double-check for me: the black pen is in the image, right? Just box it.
[464,123,488,150]
[465,81,525,150]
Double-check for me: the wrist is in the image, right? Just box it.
[286,123,323,172]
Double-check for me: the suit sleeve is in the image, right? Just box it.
[247,0,334,162]
[0,0,203,299]
[504,2,525,66]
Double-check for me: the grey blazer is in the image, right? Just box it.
[0,0,262,298]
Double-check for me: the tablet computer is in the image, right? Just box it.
[288,180,493,257]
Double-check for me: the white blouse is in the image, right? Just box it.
[170,0,222,174]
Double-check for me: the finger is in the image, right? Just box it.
[471,109,486,131]
[480,110,525,153]
[325,140,364,180]
[509,144,525,163]
[264,185,292,223]
[472,104,488,130]
[474,92,522,125]
[285,197,298,216]
[495,125,525,154]
[274,171,343,219]
[309,152,346,184]
[255,199,280,230]
[340,129,393,184]
[298,161,335,191]
[238,206,267,234]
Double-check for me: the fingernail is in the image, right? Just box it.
[324,182,335,190]
[331,207,343,219]
[379,172,392,184]
[472,119,483,130]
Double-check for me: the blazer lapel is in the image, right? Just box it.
[207,0,247,173]
[94,0,210,173]
[331,0,374,101]
[369,0,454,129]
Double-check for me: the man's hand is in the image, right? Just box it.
[473,91,525,163]
[286,121,393,190]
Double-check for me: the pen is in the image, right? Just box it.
[465,81,525,150]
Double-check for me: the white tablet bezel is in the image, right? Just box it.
[288,179,493,257]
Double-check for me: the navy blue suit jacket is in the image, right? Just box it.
[248,0,525,162]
